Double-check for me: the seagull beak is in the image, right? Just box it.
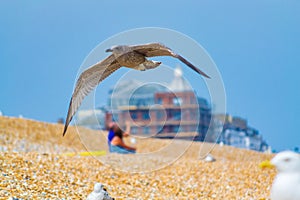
[105,48,112,52]
[259,160,275,169]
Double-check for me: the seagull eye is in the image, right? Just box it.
[283,158,291,162]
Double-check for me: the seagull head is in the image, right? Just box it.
[94,183,104,193]
[105,45,122,52]
[271,151,300,173]
[105,48,113,52]
[106,45,129,53]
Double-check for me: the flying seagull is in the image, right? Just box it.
[62,43,210,136]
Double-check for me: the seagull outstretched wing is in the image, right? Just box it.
[131,43,210,78]
[63,55,121,136]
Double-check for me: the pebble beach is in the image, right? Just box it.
[0,116,276,199]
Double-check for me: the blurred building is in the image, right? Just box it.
[215,114,269,152]
[107,79,166,110]
[105,66,212,140]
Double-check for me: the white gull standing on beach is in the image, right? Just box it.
[268,151,300,200]
[86,183,114,200]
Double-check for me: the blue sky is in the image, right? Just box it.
[1,1,299,151]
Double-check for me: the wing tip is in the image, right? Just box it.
[62,115,73,137]
[62,125,68,137]
[176,54,211,79]
[63,97,73,137]
[202,73,211,79]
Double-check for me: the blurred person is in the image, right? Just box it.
[107,122,136,154]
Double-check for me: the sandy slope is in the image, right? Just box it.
[0,116,275,199]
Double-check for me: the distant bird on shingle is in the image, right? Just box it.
[86,183,114,200]
[204,154,216,162]
[63,43,210,136]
